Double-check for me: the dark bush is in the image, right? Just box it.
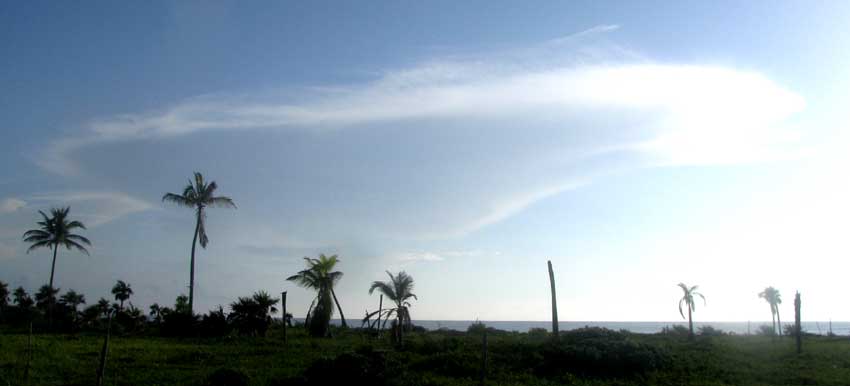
[200,307,231,337]
[698,325,726,336]
[536,327,670,378]
[203,368,249,386]
[302,347,390,385]
[160,311,199,337]
[660,324,690,337]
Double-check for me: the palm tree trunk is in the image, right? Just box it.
[771,309,776,335]
[377,294,383,334]
[548,261,559,338]
[330,288,347,327]
[776,307,782,337]
[305,299,315,326]
[188,209,201,315]
[48,244,58,329]
[688,306,693,338]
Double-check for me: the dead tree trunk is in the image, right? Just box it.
[795,292,802,354]
[548,260,559,338]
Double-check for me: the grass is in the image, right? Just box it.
[2,327,850,386]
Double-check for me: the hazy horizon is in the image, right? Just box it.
[2,2,850,322]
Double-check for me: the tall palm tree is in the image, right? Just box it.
[162,172,236,315]
[758,287,782,336]
[286,254,347,336]
[111,280,133,310]
[23,207,90,326]
[367,271,418,344]
[677,283,705,338]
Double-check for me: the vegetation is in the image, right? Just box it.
[111,280,133,310]
[758,286,782,336]
[22,207,91,327]
[365,271,418,345]
[676,283,705,338]
[2,325,850,386]
[162,172,236,315]
[286,254,346,337]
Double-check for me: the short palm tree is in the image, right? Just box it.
[163,172,236,315]
[677,283,705,338]
[111,280,133,310]
[60,290,86,327]
[367,271,418,344]
[758,287,782,336]
[23,207,90,325]
[286,254,347,337]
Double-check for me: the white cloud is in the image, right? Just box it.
[0,198,26,214]
[28,192,154,227]
[36,27,806,238]
[396,251,445,263]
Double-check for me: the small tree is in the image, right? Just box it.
[677,283,705,338]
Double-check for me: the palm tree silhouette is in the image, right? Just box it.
[287,254,347,336]
[60,290,86,327]
[758,287,782,336]
[163,172,236,315]
[111,280,133,310]
[677,283,705,338]
[367,271,418,344]
[23,207,90,326]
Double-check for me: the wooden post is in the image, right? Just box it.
[281,291,287,345]
[795,292,802,354]
[24,322,32,384]
[96,311,114,386]
[377,294,383,336]
[479,329,488,386]
[548,260,559,338]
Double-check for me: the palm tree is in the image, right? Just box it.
[286,254,347,336]
[0,281,9,312]
[111,280,133,309]
[60,290,86,327]
[13,286,33,309]
[162,172,236,315]
[367,271,418,344]
[677,283,705,338]
[758,287,782,336]
[23,207,90,326]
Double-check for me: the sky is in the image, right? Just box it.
[1,1,850,323]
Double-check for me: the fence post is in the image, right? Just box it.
[282,291,287,345]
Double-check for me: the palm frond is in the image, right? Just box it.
[162,192,193,207]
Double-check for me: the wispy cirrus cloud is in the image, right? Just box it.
[37,25,807,239]
[28,192,154,227]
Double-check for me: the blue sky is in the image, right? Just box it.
[2,1,850,322]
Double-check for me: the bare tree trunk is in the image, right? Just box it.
[330,288,347,327]
[188,209,201,315]
[48,244,58,329]
[547,261,559,338]
[688,306,693,338]
[377,294,383,335]
[795,292,802,354]
[281,291,287,345]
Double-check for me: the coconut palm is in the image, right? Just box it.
[60,290,86,327]
[111,280,133,309]
[286,254,347,336]
[13,286,33,309]
[758,287,782,336]
[162,172,236,315]
[366,271,418,344]
[23,207,90,326]
[677,283,705,338]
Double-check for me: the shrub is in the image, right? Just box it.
[698,325,725,336]
[660,324,690,337]
[200,306,231,337]
[537,327,671,378]
[302,347,390,385]
[755,325,776,336]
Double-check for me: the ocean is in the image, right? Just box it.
[311,319,850,335]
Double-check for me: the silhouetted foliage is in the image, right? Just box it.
[677,283,705,337]
[162,172,236,315]
[365,271,417,345]
[287,254,345,337]
[698,325,726,336]
[200,306,230,337]
[111,280,133,309]
[759,287,782,336]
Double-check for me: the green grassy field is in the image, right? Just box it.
[2,327,849,386]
